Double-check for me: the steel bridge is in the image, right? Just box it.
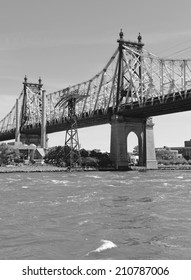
[1,31,191,169]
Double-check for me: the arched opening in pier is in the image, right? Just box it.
[127,131,139,166]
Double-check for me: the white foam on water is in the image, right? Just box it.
[49,200,61,206]
[85,175,101,179]
[86,240,117,256]
[7,178,20,182]
[177,176,183,179]
[78,220,89,226]
[51,179,69,184]
[107,184,117,187]
[17,201,35,204]
[22,186,29,189]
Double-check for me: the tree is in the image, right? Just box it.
[80,148,89,158]
[0,144,20,165]
[44,145,80,167]
[98,152,112,167]
[45,146,66,166]
[156,148,174,160]
[133,145,139,155]
[81,157,99,167]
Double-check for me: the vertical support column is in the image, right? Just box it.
[182,60,186,97]
[110,115,129,170]
[171,60,175,98]
[137,33,144,105]
[138,131,146,167]
[116,29,124,113]
[15,98,20,143]
[146,118,158,169]
[160,60,164,101]
[41,89,46,149]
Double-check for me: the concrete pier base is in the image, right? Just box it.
[110,115,157,170]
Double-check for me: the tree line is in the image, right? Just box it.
[44,146,112,168]
[1,142,190,167]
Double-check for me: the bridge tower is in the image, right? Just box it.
[18,76,46,147]
[110,30,157,170]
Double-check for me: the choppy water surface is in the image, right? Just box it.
[0,170,191,260]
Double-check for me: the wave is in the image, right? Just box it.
[86,240,117,256]
[51,179,69,184]
[85,175,101,179]
[136,197,153,203]
[7,178,21,182]
[150,240,179,248]
[17,201,35,204]
[78,220,89,226]
[151,213,191,222]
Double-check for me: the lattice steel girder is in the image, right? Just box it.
[21,77,43,129]
[21,87,42,126]
[118,45,191,109]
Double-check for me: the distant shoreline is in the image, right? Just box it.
[157,164,191,170]
[0,165,67,173]
[0,164,98,173]
[0,164,191,173]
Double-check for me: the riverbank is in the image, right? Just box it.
[0,164,98,173]
[158,164,191,170]
[1,163,191,173]
[0,164,67,173]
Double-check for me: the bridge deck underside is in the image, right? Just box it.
[1,91,191,142]
[120,90,191,118]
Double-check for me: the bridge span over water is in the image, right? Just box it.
[1,30,191,169]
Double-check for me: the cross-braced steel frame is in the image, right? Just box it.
[55,89,87,168]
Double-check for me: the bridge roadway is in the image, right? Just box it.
[1,89,191,142]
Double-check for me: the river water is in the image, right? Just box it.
[0,170,191,260]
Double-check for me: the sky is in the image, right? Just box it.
[1,0,191,152]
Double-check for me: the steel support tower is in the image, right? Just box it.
[56,89,86,168]
[64,96,82,168]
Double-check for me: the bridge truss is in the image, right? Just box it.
[1,30,191,140]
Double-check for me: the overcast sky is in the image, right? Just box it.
[1,0,191,151]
